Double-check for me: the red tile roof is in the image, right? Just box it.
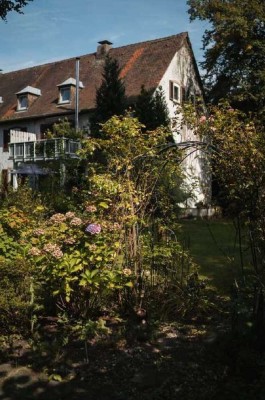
[0,32,189,123]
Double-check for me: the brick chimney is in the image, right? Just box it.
[96,40,113,58]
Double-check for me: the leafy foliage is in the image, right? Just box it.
[188,0,265,123]
[181,100,265,347]
[0,0,32,21]
[0,115,200,346]
[0,259,32,335]
[44,118,83,139]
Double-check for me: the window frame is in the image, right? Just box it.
[169,81,183,103]
[17,94,28,111]
[59,86,71,104]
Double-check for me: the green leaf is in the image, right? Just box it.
[98,201,109,209]
[49,374,62,382]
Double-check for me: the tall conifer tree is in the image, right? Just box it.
[135,86,170,131]
[93,55,126,133]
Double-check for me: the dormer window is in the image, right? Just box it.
[57,78,84,105]
[18,94,28,110]
[16,86,41,111]
[59,87,71,104]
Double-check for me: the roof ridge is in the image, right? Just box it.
[111,32,188,51]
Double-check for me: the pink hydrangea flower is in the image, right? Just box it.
[199,115,207,123]
[85,223,101,235]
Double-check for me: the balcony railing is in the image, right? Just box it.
[9,137,81,162]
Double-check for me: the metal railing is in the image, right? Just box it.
[9,137,81,161]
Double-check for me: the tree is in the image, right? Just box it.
[187,0,265,122]
[92,55,126,133]
[135,86,170,131]
[0,0,32,21]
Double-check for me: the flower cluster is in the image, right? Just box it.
[123,268,132,276]
[65,211,76,219]
[199,115,207,124]
[85,223,101,235]
[33,228,45,236]
[28,247,42,256]
[43,243,63,258]
[85,205,97,213]
[64,237,76,245]
[49,213,66,224]
[70,217,83,226]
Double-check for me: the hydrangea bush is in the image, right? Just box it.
[0,115,198,338]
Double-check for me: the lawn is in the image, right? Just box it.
[179,218,251,295]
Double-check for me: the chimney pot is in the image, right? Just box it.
[97,40,113,58]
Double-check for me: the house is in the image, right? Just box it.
[0,32,211,211]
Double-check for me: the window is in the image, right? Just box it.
[59,87,71,104]
[16,86,41,111]
[17,95,28,111]
[57,78,84,105]
[169,81,182,103]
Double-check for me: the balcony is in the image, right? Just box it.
[9,137,81,162]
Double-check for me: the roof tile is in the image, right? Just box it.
[0,32,188,123]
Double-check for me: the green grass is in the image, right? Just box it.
[179,218,251,296]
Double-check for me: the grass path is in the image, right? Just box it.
[179,218,251,296]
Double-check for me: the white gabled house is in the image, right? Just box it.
[0,32,211,211]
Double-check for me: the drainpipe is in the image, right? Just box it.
[75,57,80,131]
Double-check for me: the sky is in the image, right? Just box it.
[0,0,208,73]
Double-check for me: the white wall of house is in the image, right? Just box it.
[158,44,211,208]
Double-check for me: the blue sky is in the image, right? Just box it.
[0,0,207,72]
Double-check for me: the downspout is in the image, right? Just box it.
[75,57,80,131]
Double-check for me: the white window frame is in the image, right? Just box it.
[59,86,71,104]
[17,95,28,111]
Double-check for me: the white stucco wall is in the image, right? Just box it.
[157,44,211,208]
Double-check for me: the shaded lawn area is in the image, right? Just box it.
[179,218,252,296]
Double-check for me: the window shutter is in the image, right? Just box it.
[181,86,186,103]
[169,81,173,100]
